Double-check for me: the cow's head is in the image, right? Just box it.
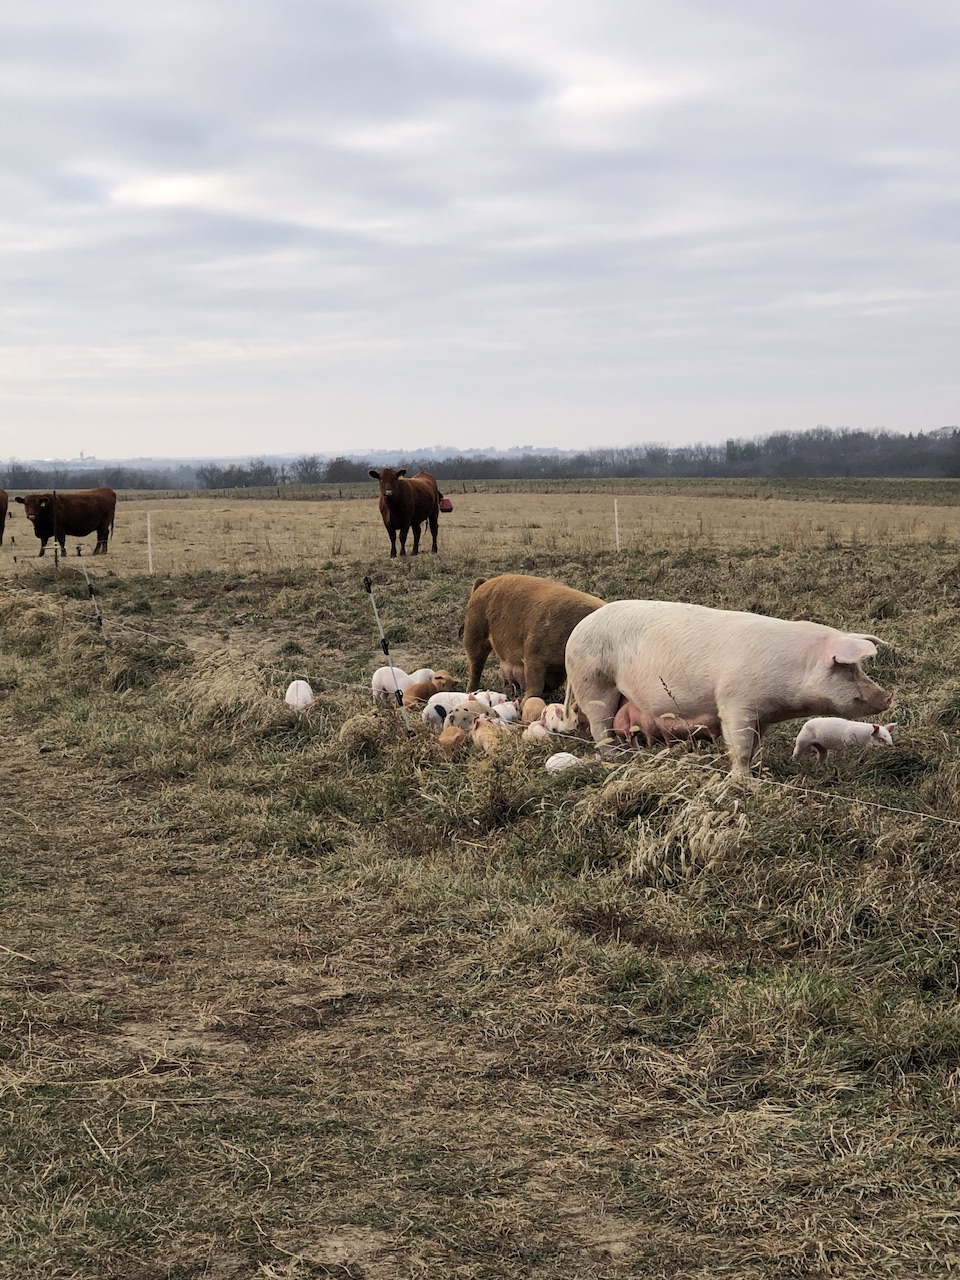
[369,467,406,498]
[14,494,49,523]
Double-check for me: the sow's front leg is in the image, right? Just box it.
[718,706,762,777]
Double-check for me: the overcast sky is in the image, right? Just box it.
[2,1,958,461]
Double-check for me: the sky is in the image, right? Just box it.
[2,0,958,461]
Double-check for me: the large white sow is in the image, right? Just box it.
[564,600,893,777]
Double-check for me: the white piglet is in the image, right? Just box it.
[284,679,315,711]
[793,718,896,764]
[422,691,472,729]
[372,665,412,701]
[371,665,436,702]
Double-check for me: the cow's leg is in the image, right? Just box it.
[57,533,67,556]
[37,537,47,557]
[411,521,422,556]
[718,705,762,777]
[398,523,409,556]
[428,511,439,553]
[388,526,397,558]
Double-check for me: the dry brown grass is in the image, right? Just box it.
[2,483,960,1278]
[3,487,960,578]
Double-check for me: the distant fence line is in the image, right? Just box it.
[108,476,960,508]
[6,476,960,507]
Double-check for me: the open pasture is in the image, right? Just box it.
[4,486,960,578]
[2,484,960,1278]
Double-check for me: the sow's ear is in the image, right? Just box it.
[368,469,380,479]
[827,636,879,664]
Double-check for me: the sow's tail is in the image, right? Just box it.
[457,577,487,640]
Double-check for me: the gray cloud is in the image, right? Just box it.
[1,0,958,459]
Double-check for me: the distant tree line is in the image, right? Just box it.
[3,428,959,490]
[0,461,199,490]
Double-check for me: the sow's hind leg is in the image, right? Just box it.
[462,621,492,693]
[569,670,622,755]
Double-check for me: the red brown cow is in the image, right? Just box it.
[15,487,117,556]
[368,467,441,557]
[0,489,7,546]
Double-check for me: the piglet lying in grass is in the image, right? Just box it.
[792,717,896,764]
[402,670,460,710]
[284,679,315,711]
[371,665,435,702]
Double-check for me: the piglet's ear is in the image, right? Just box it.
[827,636,878,664]
[885,723,896,733]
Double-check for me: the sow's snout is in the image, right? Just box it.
[851,672,893,715]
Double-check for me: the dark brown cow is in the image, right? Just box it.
[15,487,117,556]
[368,467,441,557]
[0,489,7,546]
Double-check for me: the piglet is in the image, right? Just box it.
[469,690,510,708]
[422,691,471,729]
[614,701,720,748]
[521,696,547,725]
[523,720,550,741]
[472,716,509,756]
[284,679,315,711]
[792,717,896,764]
[491,700,521,725]
[438,724,469,758]
[402,670,459,710]
[372,665,413,702]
